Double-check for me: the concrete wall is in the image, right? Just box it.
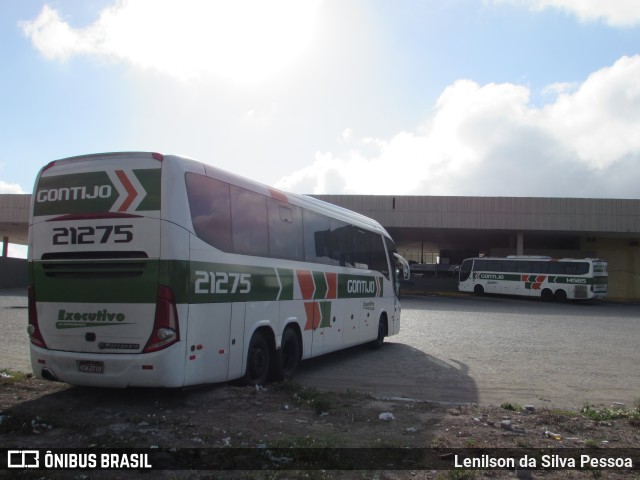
[589,237,640,300]
[0,257,27,288]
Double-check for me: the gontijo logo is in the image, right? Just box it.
[36,185,112,202]
[33,168,160,216]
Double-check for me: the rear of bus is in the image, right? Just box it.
[27,152,184,387]
[590,259,608,299]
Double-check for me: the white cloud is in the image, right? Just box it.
[494,0,640,27]
[21,0,323,83]
[0,180,25,194]
[276,55,640,198]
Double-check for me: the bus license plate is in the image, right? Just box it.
[78,361,104,374]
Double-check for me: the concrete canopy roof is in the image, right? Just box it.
[3,193,640,248]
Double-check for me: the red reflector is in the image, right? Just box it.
[38,359,46,365]
[142,365,154,370]
[28,286,47,348]
[218,349,225,355]
[189,355,196,361]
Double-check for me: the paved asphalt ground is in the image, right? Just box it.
[2,288,639,409]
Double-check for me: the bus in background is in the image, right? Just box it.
[28,152,410,388]
[458,256,607,301]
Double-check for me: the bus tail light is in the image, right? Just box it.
[27,286,47,348]
[143,285,180,353]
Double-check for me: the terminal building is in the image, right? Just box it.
[2,193,640,299]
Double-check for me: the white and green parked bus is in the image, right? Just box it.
[28,152,410,388]
[458,256,608,301]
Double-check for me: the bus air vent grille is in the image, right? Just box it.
[40,251,149,279]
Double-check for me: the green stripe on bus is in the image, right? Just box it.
[31,258,386,304]
[133,169,161,211]
[473,272,602,285]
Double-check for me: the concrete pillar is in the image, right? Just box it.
[517,232,524,256]
[2,236,8,257]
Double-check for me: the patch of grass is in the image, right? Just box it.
[436,471,478,480]
[0,369,30,385]
[585,439,599,448]
[370,437,406,448]
[269,432,343,448]
[339,389,373,401]
[430,437,443,448]
[630,399,640,426]
[500,402,523,412]
[548,408,578,417]
[273,382,335,415]
[581,400,640,428]
[582,403,631,421]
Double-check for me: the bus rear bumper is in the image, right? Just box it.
[29,343,186,388]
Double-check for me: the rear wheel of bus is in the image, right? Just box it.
[554,289,568,302]
[270,327,301,382]
[243,330,271,386]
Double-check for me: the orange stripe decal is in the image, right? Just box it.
[115,170,137,212]
[297,270,315,300]
[325,272,337,299]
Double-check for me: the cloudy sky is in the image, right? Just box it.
[2,0,640,203]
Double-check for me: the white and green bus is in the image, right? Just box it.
[458,256,608,301]
[28,152,409,388]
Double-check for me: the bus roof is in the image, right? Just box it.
[41,151,392,239]
[464,256,606,263]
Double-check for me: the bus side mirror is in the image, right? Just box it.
[394,253,410,280]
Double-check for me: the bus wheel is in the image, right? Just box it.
[541,289,554,302]
[474,284,484,295]
[271,327,300,382]
[369,315,387,350]
[243,331,270,386]
[554,289,568,302]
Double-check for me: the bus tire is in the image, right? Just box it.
[474,284,484,295]
[243,330,271,386]
[541,289,554,302]
[270,327,301,382]
[369,314,388,350]
[554,289,568,302]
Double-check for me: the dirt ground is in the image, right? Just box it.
[1,372,639,479]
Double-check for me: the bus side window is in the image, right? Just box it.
[353,228,369,269]
[576,262,589,275]
[267,199,303,260]
[230,186,268,256]
[517,261,532,273]
[185,173,232,252]
[534,262,549,274]
[330,220,352,267]
[304,210,336,265]
[370,233,389,278]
